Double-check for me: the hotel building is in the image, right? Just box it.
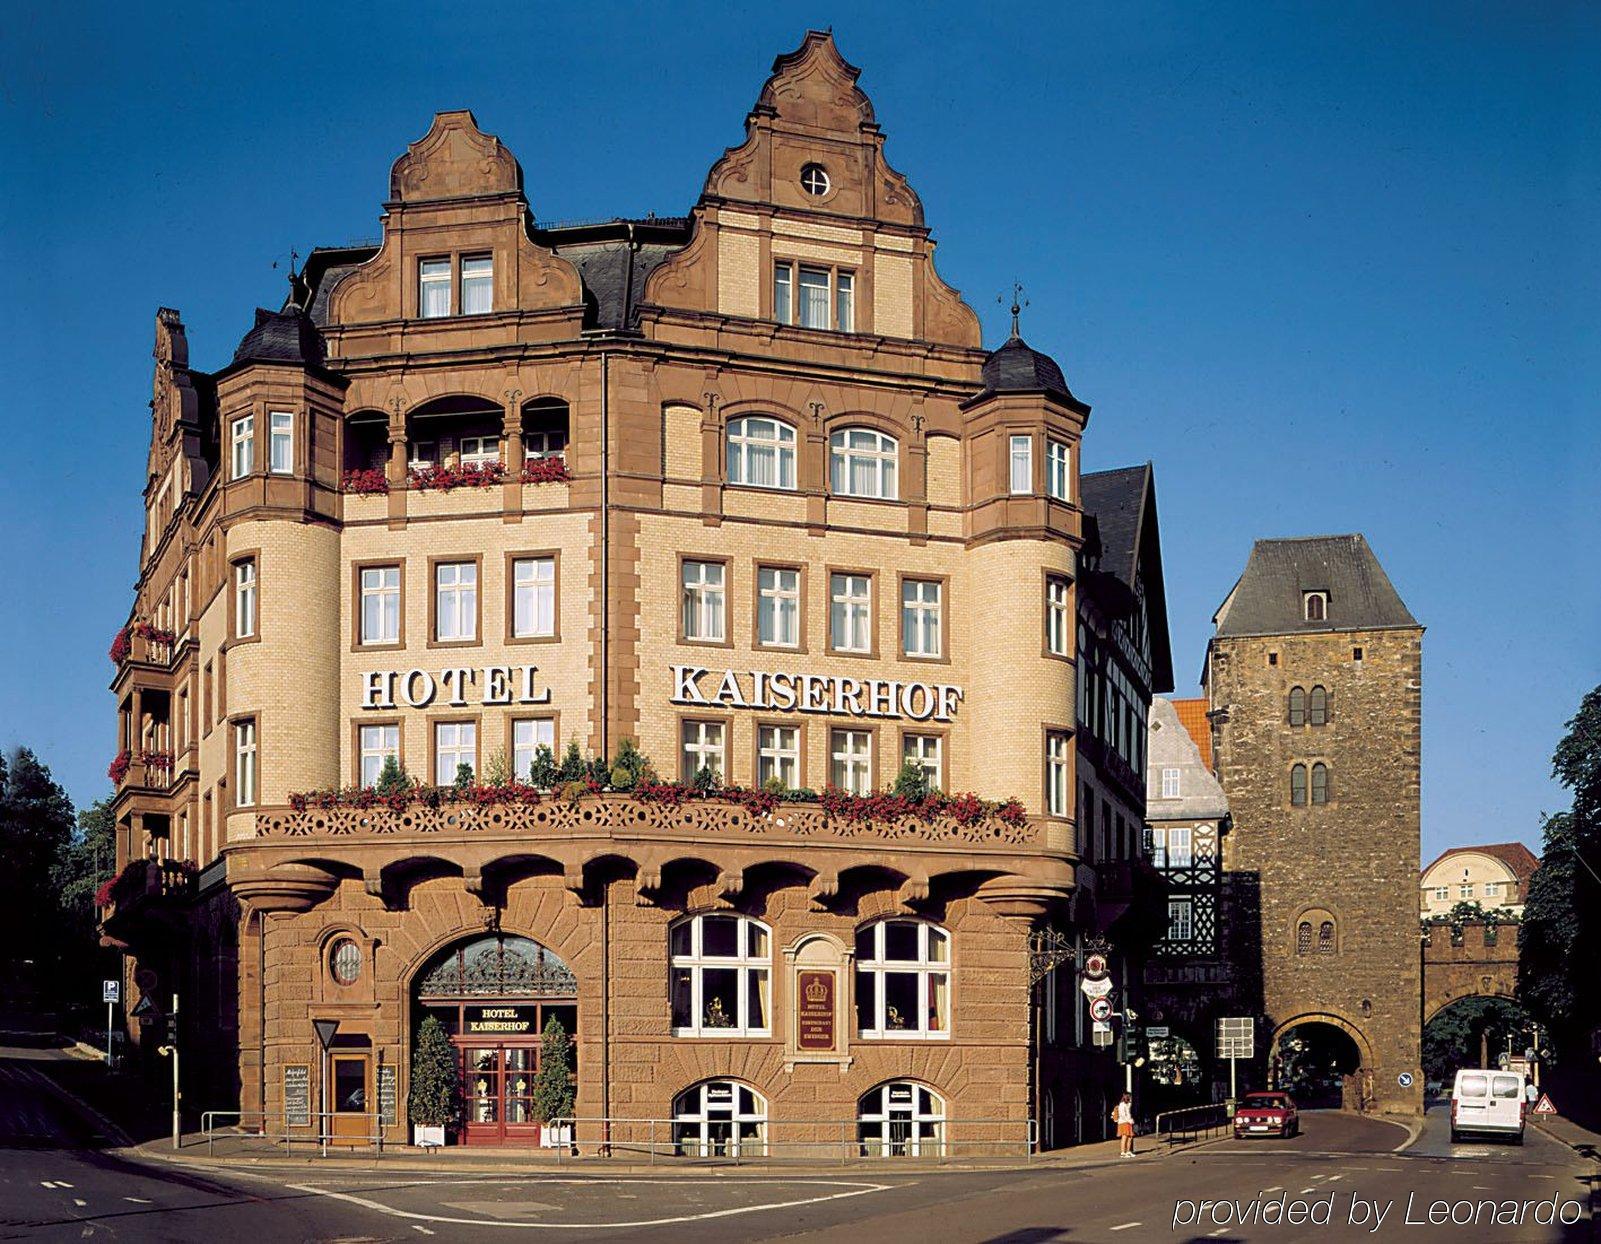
[103,32,1171,1151]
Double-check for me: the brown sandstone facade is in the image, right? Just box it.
[104,32,1171,1151]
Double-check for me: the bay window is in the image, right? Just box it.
[1046,730,1071,817]
[269,412,293,474]
[234,719,257,807]
[233,559,257,639]
[1009,435,1033,494]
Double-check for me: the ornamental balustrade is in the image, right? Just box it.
[255,792,1035,849]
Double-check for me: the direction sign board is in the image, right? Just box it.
[1080,976,1115,1000]
[1146,1025,1170,1038]
[1533,1093,1557,1116]
[102,980,119,1005]
[1090,997,1114,1022]
[1216,1016,1254,1060]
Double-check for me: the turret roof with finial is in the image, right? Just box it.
[976,285,1079,407]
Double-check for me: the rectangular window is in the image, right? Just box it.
[360,565,401,645]
[831,729,872,795]
[359,724,399,788]
[902,733,943,792]
[409,440,437,470]
[1484,882,1502,898]
[234,719,257,807]
[434,561,478,642]
[835,271,854,332]
[830,572,872,653]
[512,556,556,638]
[233,560,257,639]
[681,560,726,642]
[1009,435,1033,494]
[1161,767,1181,799]
[757,725,800,790]
[1433,886,1449,901]
[266,411,294,474]
[1046,576,1071,656]
[1047,439,1071,501]
[419,258,451,318]
[511,717,555,783]
[230,414,254,480]
[681,720,725,783]
[901,579,942,659]
[1168,898,1194,942]
[1459,884,1474,899]
[460,254,493,315]
[458,435,500,465]
[1046,731,1071,817]
[434,721,476,784]
[798,265,830,329]
[756,566,800,648]
[773,262,793,326]
[1167,825,1193,868]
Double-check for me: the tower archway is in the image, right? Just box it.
[1271,1015,1369,1109]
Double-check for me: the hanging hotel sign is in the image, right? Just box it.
[671,666,964,723]
[465,1006,534,1035]
[361,666,551,711]
[796,971,836,1051]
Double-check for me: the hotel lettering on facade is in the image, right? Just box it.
[104,33,1172,1151]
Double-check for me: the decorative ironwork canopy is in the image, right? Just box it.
[416,934,577,1000]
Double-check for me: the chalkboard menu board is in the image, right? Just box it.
[377,1064,397,1125]
[283,1064,310,1127]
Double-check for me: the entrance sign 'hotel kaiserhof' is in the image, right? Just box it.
[103,32,1173,1152]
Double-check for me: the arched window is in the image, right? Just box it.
[1308,685,1329,726]
[858,1081,945,1157]
[1304,591,1327,621]
[1296,921,1312,955]
[669,914,771,1036]
[830,428,898,499]
[1311,763,1330,805]
[672,1080,767,1158]
[1317,921,1336,954]
[725,416,796,490]
[855,919,950,1038]
[1290,764,1308,807]
[1288,686,1306,726]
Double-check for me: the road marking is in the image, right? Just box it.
[1209,1231,1229,1238]
[1298,1187,1316,1195]
[1109,1225,1141,1233]
[123,1197,153,1204]
[57,1181,74,1188]
[1264,1186,1283,1193]
[411,1228,436,1237]
[285,1178,896,1230]
[72,1199,87,1207]
[1325,1174,1344,1182]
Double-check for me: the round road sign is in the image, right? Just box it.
[1397,1072,1415,1088]
[1090,997,1114,1022]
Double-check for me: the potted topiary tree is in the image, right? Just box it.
[532,1016,576,1149]
[408,1014,460,1147]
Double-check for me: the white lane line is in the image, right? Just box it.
[1110,1225,1141,1233]
[57,1181,74,1188]
[123,1197,153,1204]
[1264,1186,1283,1193]
[1325,1174,1344,1182]
[72,1199,87,1207]
[411,1228,436,1237]
[285,1178,896,1231]
[39,1181,57,1188]
[1298,1187,1316,1194]
[1209,1231,1229,1239]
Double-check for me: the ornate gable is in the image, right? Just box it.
[389,109,522,203]
[148,307,201,483]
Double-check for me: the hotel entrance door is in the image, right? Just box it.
[463,1044,539,1145]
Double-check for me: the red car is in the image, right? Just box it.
[1233,1091,1299,1138]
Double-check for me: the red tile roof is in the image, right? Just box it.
[1169,697,1212,769]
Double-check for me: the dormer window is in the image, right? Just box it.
[1303,591,1328,622]
[799,163,831,197]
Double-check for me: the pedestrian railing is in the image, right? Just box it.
[200,1109,386,1156]
[548,1116,1037,1165]
[1153,1102,1231,1146]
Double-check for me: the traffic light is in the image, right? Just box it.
[1118,1022,1148,1067]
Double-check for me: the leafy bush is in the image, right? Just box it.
[408,1015,461,1129]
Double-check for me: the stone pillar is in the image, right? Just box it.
[386,427,408,528]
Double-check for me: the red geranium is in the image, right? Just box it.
[521,457,571,484]
[341,468,389,495]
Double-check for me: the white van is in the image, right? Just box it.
[1449,1069,1527,1144]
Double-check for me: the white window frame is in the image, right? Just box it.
[830,573,872,654]
[672,1080,768,1159]
[234,560,257,639]
[359,724,399,788]
[511,717,555,783]
[268,411,294,475]
[669,915,771,1038]
[1046,576,1071,656]
[458,435,500,466]
[831,728,873,795]
[681,560,726,643]
[1433,886,1449,901]
[680,719,726,783]
[512,556,556,639]
[434,561,477,642]
[756,566,800,648]
[1161,767,1181,799]
[858,1082,945,1158]
[1167,825,1193,868]
[726,416,797,491]
[835,270,855,333]
[230,414,254,480]
[1047,438,1071,501]
[408,440,438,470]
[1046,730,1071,818]
[902,733,943,792]
[829,428,898,499]
[855,921,951,1040]
[1168,898,1194,942]
[1459,884,1474,899]
[234,719,257,808]
[1009,434,1033,494]
[434,720,476,784]
[523,428,567,462]
[757,724,800,790]
[419,257,452,318]
[460,254,493,316]
[359,565,400,645]
[901,579,942,659]
[773,262,793,326]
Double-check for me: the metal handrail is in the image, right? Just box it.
[1153,1102,1230,1145]
[201,1109,386,1156]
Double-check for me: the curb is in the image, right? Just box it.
[1533,1118,1601,1158]
[20,1061,133,1148]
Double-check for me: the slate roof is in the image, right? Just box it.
[1420,842,1540,887]
[1146,697,1229,820]
[1080,463,1175,693]
[228,305,325,369]
[977,336,1080,406]
[1212,534,1418,638]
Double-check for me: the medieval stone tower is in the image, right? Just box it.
[1204,535,1423,1114]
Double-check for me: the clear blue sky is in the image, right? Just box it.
[2,2,1595,861]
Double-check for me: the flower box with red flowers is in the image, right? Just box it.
[341,468,390,495]
[521,457,571,485]
[407,461,507,492]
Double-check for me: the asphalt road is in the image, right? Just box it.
[1,1041,1594,1244]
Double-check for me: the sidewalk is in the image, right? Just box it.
[1535,1111,1601,1159]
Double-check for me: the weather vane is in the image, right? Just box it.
[998,282,1028,339]
[272,248,301,283]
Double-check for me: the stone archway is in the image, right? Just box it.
[1271,1013,1373,1110]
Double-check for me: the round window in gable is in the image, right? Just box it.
[329,938,361,986]
[800,163,831,197]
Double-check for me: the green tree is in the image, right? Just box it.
[0,749,77,1000]
[407,1015,461,1130]
[48,795,117,1010]
[531,1016,575,1126]
[892,758,930,800]
[1519,686,1601,1061]
[557,740,586,783]
[1423,998,1533,1082]
[529,744,558,789]
[374,756,410,796]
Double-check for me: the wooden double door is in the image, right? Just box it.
[460,1043,541,1145]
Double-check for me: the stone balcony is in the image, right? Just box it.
[236,793,1077,921]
